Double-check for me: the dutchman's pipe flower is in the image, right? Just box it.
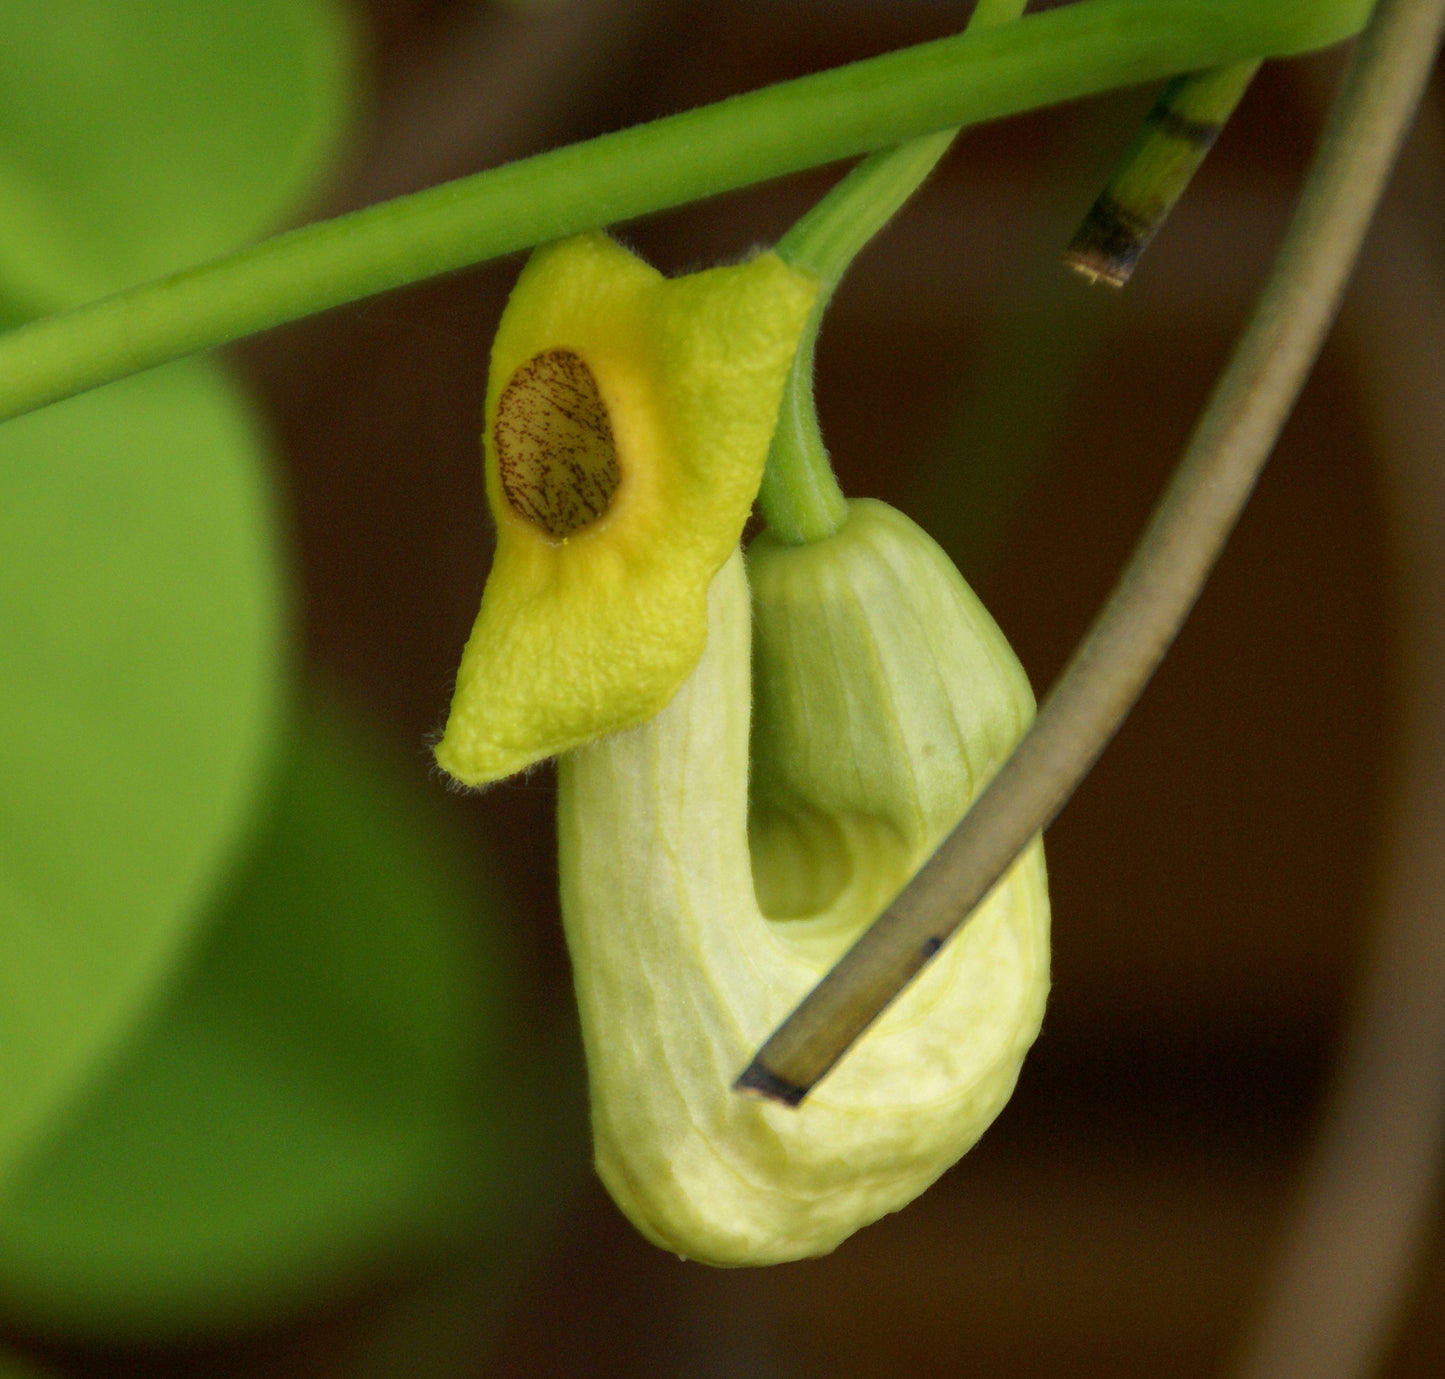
[560,503,1049,1264]
[438,231,1048,1264]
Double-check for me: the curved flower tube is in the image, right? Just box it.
[435,231,818,786]
[558,501,1049,1265]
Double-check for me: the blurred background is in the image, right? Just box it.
[2,1,1442,1375]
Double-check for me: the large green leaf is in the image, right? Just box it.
[0,692,512,1341]
[0,359,285,1185]
[0,0,353,316]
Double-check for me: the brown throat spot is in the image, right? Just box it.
[494,349,621,538]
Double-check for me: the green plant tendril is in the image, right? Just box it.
[0,0,1370,428]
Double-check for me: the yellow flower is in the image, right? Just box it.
[435,231,818,786]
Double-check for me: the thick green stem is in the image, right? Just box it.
[0,0,1370,426]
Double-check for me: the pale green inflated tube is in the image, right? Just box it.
[557,500,1049,1264]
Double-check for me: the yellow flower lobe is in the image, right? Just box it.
[435,231,818,786]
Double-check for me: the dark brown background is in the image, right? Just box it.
[38,2,1445,1374]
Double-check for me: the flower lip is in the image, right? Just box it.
[436,231,818,787]
[494,347,621,540]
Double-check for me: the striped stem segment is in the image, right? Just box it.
[1065,60,1261,286]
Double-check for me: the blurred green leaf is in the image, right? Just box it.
[0,1352,54,1379]
[0,690,515,1342]
[345,1013,591,1379]
[0,0,353,316]
[0,359,285,1186]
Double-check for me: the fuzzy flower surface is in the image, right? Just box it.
[435,231,818,786]
[559,503,1050,1265]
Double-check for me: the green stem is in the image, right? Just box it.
[760,133,955,542]
[0,0,1370,426]
[760,0,1026,544]
[1065,57,1263,285]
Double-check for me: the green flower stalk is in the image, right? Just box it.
[436,232,817,786]
[558,503,1049,1265]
